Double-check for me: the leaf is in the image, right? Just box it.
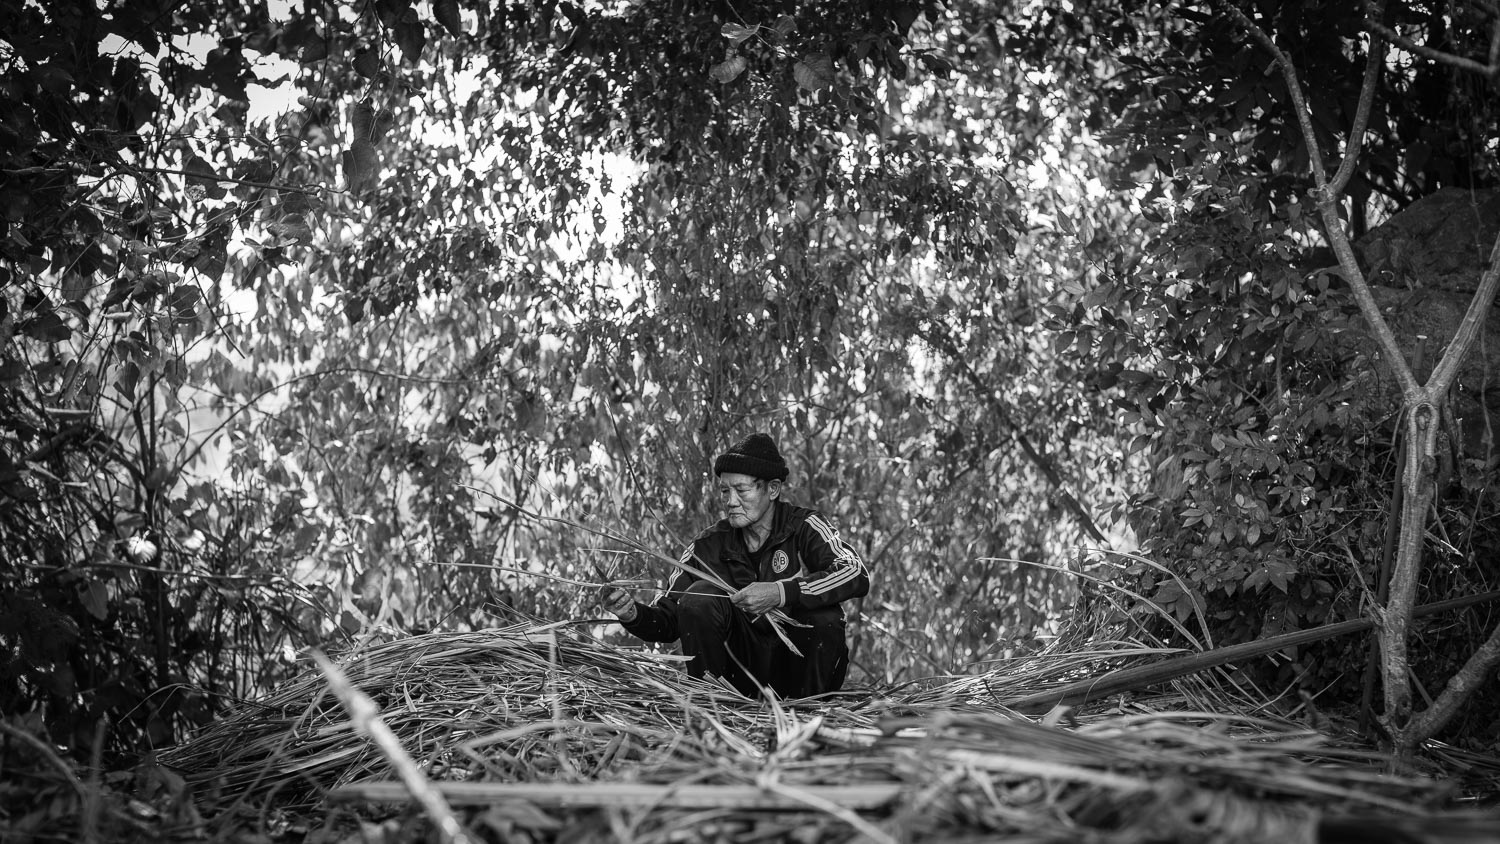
[35,64,74,96]
[1265,559,1296,593]
[114,360,140,399]
[267,214,314,246]
[1153,581,1183,603]
[433,0,463,36]
[709,56,747,84]
[344,294,366,324]
[20,310,71,343]
[144,465,172,492]
[182,153,225,200]
[38,665,76,698]
[293,524,321,551]
[1244,566,1269,592]
[893,4,919,35]
[793,53,834,91]
[167,285,202,322]
[191,224,230,281]
[721,23,757,45]
[79,581,109,621]
[108,8,160,54]
[300,30,330,63]
[100,276,133,310]
[771,15,796,37]
[352,100,397,143]
[277,191,323,216]
[342,139,380,195]
[0,188,32,222]
[353,47,381,79]
[395,8,425,62]
[204,45,250,100]
[917,51,955,78]
[882,40,909,79]
[375,0,412,26]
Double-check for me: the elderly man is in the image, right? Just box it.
[600,433,869,698]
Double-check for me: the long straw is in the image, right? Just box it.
[310,651,475,844]
[463,485,809,655]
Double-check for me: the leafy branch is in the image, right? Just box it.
[915,318,1109,544]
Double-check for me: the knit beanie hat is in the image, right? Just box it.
[713,432,790,481]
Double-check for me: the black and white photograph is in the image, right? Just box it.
[2,1,1498,841]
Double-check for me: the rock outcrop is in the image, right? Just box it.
[1350,188,1499,463]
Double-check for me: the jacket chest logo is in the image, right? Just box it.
[771,550,790,574]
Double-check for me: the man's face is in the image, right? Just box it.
[717,472,777,528]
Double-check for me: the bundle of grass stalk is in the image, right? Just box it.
[164,617,1496,843]
[162,621,784,802]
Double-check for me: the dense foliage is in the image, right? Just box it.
[1068,1,1500,727]
[2,0,1497,773]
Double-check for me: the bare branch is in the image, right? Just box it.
[1315,202,1424,399]
[1427,229,1500,393]
[0,722,87,798]
[1220,3,1329,187]
[1331,2,1388,195]
[1365,19,1498,77]
[1490,17,1500,78]
[1005,590,1500,714]
[1219,0,1419,396]
[916,322,1109,543]
[1406,615,1500,741]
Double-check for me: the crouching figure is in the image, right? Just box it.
[600,433,869,699]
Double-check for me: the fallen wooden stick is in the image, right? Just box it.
[328,781,904,811]
[311,652,476,844]
[1005,590,1500,714]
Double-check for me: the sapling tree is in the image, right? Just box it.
[1225,0,1500,763]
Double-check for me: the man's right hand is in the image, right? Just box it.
[599,586,638,622]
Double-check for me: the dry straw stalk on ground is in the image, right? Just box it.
[162,614,1499,843]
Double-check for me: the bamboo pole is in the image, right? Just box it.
[1004,591,1500,714]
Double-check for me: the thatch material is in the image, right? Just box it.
[163,620,1493,843]
[1001,590,1500,714]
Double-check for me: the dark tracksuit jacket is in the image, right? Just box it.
[621,500,869,698]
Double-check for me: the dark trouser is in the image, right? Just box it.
[675,580,849,699]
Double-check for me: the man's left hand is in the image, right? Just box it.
[730,582,783,615]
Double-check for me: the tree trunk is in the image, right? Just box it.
[1224,2,1500,768]
[1380,402,1440,751]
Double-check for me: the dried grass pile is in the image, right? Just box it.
[163,623,765,800]
[163,620,1497,843]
